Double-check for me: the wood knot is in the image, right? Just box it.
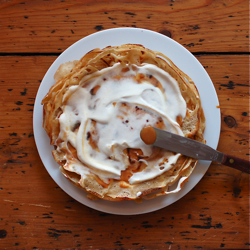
[233,187,241,198]
[0,230,7,239]
[159,29,172,38]
[224,115,237,128]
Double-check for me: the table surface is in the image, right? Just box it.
[0,0,249,249]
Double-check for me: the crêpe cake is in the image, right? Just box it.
[42,44,205,201]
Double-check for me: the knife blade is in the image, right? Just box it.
[140,126,250,174]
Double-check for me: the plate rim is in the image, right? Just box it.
[33,27,221,215]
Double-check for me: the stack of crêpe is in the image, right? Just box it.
[42,44,205,201]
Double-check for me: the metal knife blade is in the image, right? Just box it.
[153,127,224,162]
[140,126,250,174]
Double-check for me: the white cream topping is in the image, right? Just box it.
[165,176,188,194]
[57,63,186,184]
[136,191,142,197]
[129,153,181,184]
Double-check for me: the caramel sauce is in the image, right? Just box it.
[87,120,99,151]
[113,75,122,80]
[120,168,134,182]
[187,99,195,110]
[121,67,130,73]
[67,142,78,159]
[119,181,131,188]
[131,65,138,71]
[155,117,164,129]
[140,125,157,145]
[134,73,146,83]
[93,175,110,188]
[127,148,143,163]
[88,134,99,151]
[149,75,163,91]
[120,148,146,183]
[186,110,191,118]
[90,85,101,95]
[176,115,183,126]
[72,122,81,132]
[116,115,123,120]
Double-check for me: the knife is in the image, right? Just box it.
[140,126,250,174]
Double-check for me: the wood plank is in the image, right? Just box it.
[0,0,248,53]
[0,55,249,249]
[197,55,250,160]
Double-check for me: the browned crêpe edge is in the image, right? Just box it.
[42,44,205,201]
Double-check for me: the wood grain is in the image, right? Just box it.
[197,55,250,160]
[0,0,248,53]
[0,0,249,248]
[0,55,249,249]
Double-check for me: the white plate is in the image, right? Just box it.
[33,28,220,215]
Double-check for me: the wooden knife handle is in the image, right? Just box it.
[221,154,250,174]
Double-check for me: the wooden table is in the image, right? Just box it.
[0,0,249,249]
